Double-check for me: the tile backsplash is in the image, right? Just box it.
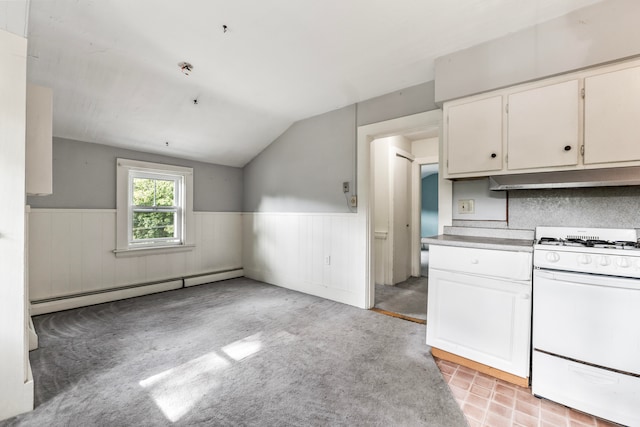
[506,186,640,230]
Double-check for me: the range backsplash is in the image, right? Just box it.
[507,186,640,230]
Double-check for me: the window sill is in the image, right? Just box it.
[113,244,196,258]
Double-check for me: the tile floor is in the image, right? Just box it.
[434,358,621,427]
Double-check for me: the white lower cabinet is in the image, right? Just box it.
[426,246,532,378]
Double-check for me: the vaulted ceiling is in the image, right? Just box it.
[23,0,602,167]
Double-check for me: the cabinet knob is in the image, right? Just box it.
[564,145,572,151]
[490,153,497,158]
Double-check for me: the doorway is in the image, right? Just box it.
[370,129,441,322]
[356,110,452,311]
[420,163,439,277]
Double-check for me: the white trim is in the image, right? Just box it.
[29,208,117,213]
[31,208,239,214]
[242,211,357,217]
[357,110,451,309]
[113,244,196,258]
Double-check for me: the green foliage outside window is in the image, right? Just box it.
[132,178,176,240]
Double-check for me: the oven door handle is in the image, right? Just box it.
[534,268,639,290]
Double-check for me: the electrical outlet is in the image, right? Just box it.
[342,181,349,193]
[457,199,475,214]
[350,195,357,207]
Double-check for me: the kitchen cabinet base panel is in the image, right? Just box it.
[431,347,529,387]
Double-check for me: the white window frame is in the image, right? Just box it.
[115,158,194,257]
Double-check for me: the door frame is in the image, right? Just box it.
[357,110,452,309]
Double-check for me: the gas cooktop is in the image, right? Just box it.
[535,226,639,251]
[538,237,640,250]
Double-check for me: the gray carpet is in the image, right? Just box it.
[375,276,428,321]
[2,278,465,427]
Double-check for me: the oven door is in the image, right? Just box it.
[533,269,640,375]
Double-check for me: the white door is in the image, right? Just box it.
[533,269,640,374]
[507,80,580,170]
[584,65,640,165]
[426,268,532,377]
[392,154,411,284]
[446,95,503,175]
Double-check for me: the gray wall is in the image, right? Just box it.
[357,81,437,126]
[27,137,243,212]
[435,0,640,102]
[242,106,356,213]
[243,82,438,213]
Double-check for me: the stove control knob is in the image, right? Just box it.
[616,257,630,268]
[578,254,592,265]
[599,256,611,266]
[545,252,560,263]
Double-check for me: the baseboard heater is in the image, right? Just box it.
[30,267,244,316]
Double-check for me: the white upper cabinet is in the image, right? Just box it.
[446,95,503,175]
[507,80,580,170]
[444,58,640,178]
[584,65,640,165]
[26,84,53,196]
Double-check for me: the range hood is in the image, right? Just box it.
[489,166,640,190]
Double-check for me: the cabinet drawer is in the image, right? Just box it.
[533,351,640,426]
[430,245,532,281]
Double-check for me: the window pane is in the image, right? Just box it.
[154,179,175,207]
[133,178,155,207]
[132,211,175,240]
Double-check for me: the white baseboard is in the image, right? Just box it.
[183,268,244,287]
[30,280,183,315]
[28,317,38,350]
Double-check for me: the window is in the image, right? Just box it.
[129,172,182,245]
[116,159,194,256]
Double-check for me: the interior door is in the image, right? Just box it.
[393,154,411,284]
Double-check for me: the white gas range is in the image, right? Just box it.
[534,226,640,278]
[532,226,640,426]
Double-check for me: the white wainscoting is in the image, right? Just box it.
[242,212,367,308]
[28,209,243,312]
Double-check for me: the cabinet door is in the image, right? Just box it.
[26,84,53,195]
[507,80,580,170]
[584,65,640,165]
[447,96,503,175]
[426,268,531,377]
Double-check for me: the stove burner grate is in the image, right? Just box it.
[537,237,640,249]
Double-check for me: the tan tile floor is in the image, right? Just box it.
[434,358,622,427]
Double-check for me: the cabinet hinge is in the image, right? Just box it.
[581,88,585,99]
[505,103,509,114]
[580,145,585,156]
